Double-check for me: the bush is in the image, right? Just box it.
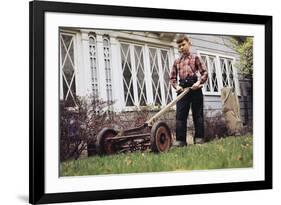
[60,97,157,161]
[204,109,228,141]
[60,96,115,161]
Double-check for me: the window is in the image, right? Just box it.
[149,47,162,105]
[134,45,147,106]
[103,35,113,110]
[161,49,173,104]
[60,33,77,107]
[120,42,173,107]
[121,43,148,106]
[199,52,239,95]
[220,57,236,89]
[200,54,219,93]
[89,35,98,98]
[121,43,136,106]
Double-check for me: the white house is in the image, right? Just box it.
[59,28,253,137]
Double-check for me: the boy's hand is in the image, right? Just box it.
[176,85,184,93]
[191,81,203,90]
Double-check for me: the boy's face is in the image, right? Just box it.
[178,40,191,54]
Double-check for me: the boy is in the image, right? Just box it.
[170,35,208,146]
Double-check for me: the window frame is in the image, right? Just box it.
[197,50,241,96]
[102,35,114,110]
[88,33,99,98]
[118,40,174,110]
[59,31,79,107]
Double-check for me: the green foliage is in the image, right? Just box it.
[231,37,253,76]
[60,135,253,176]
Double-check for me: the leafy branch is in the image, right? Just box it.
[231,37,253,77]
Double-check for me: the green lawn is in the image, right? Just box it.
[60,135,253,176]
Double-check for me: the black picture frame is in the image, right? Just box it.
[29,0,272,204]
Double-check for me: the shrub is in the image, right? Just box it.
[60,96,115,161]
[204,109,228,141]
[60,97,157,160]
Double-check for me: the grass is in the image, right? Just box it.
[60,135,253,176]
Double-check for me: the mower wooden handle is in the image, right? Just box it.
[145,88,191,127]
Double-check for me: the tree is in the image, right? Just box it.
[231,37,253,77]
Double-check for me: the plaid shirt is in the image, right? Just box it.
[170,53,208,89]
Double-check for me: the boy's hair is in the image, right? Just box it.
[176,35,191,44]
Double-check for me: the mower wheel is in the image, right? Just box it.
[96,128,118,155]
[150,121,172,152]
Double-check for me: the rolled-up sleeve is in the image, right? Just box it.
[169,61,178,89]
[195,56,208,84]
